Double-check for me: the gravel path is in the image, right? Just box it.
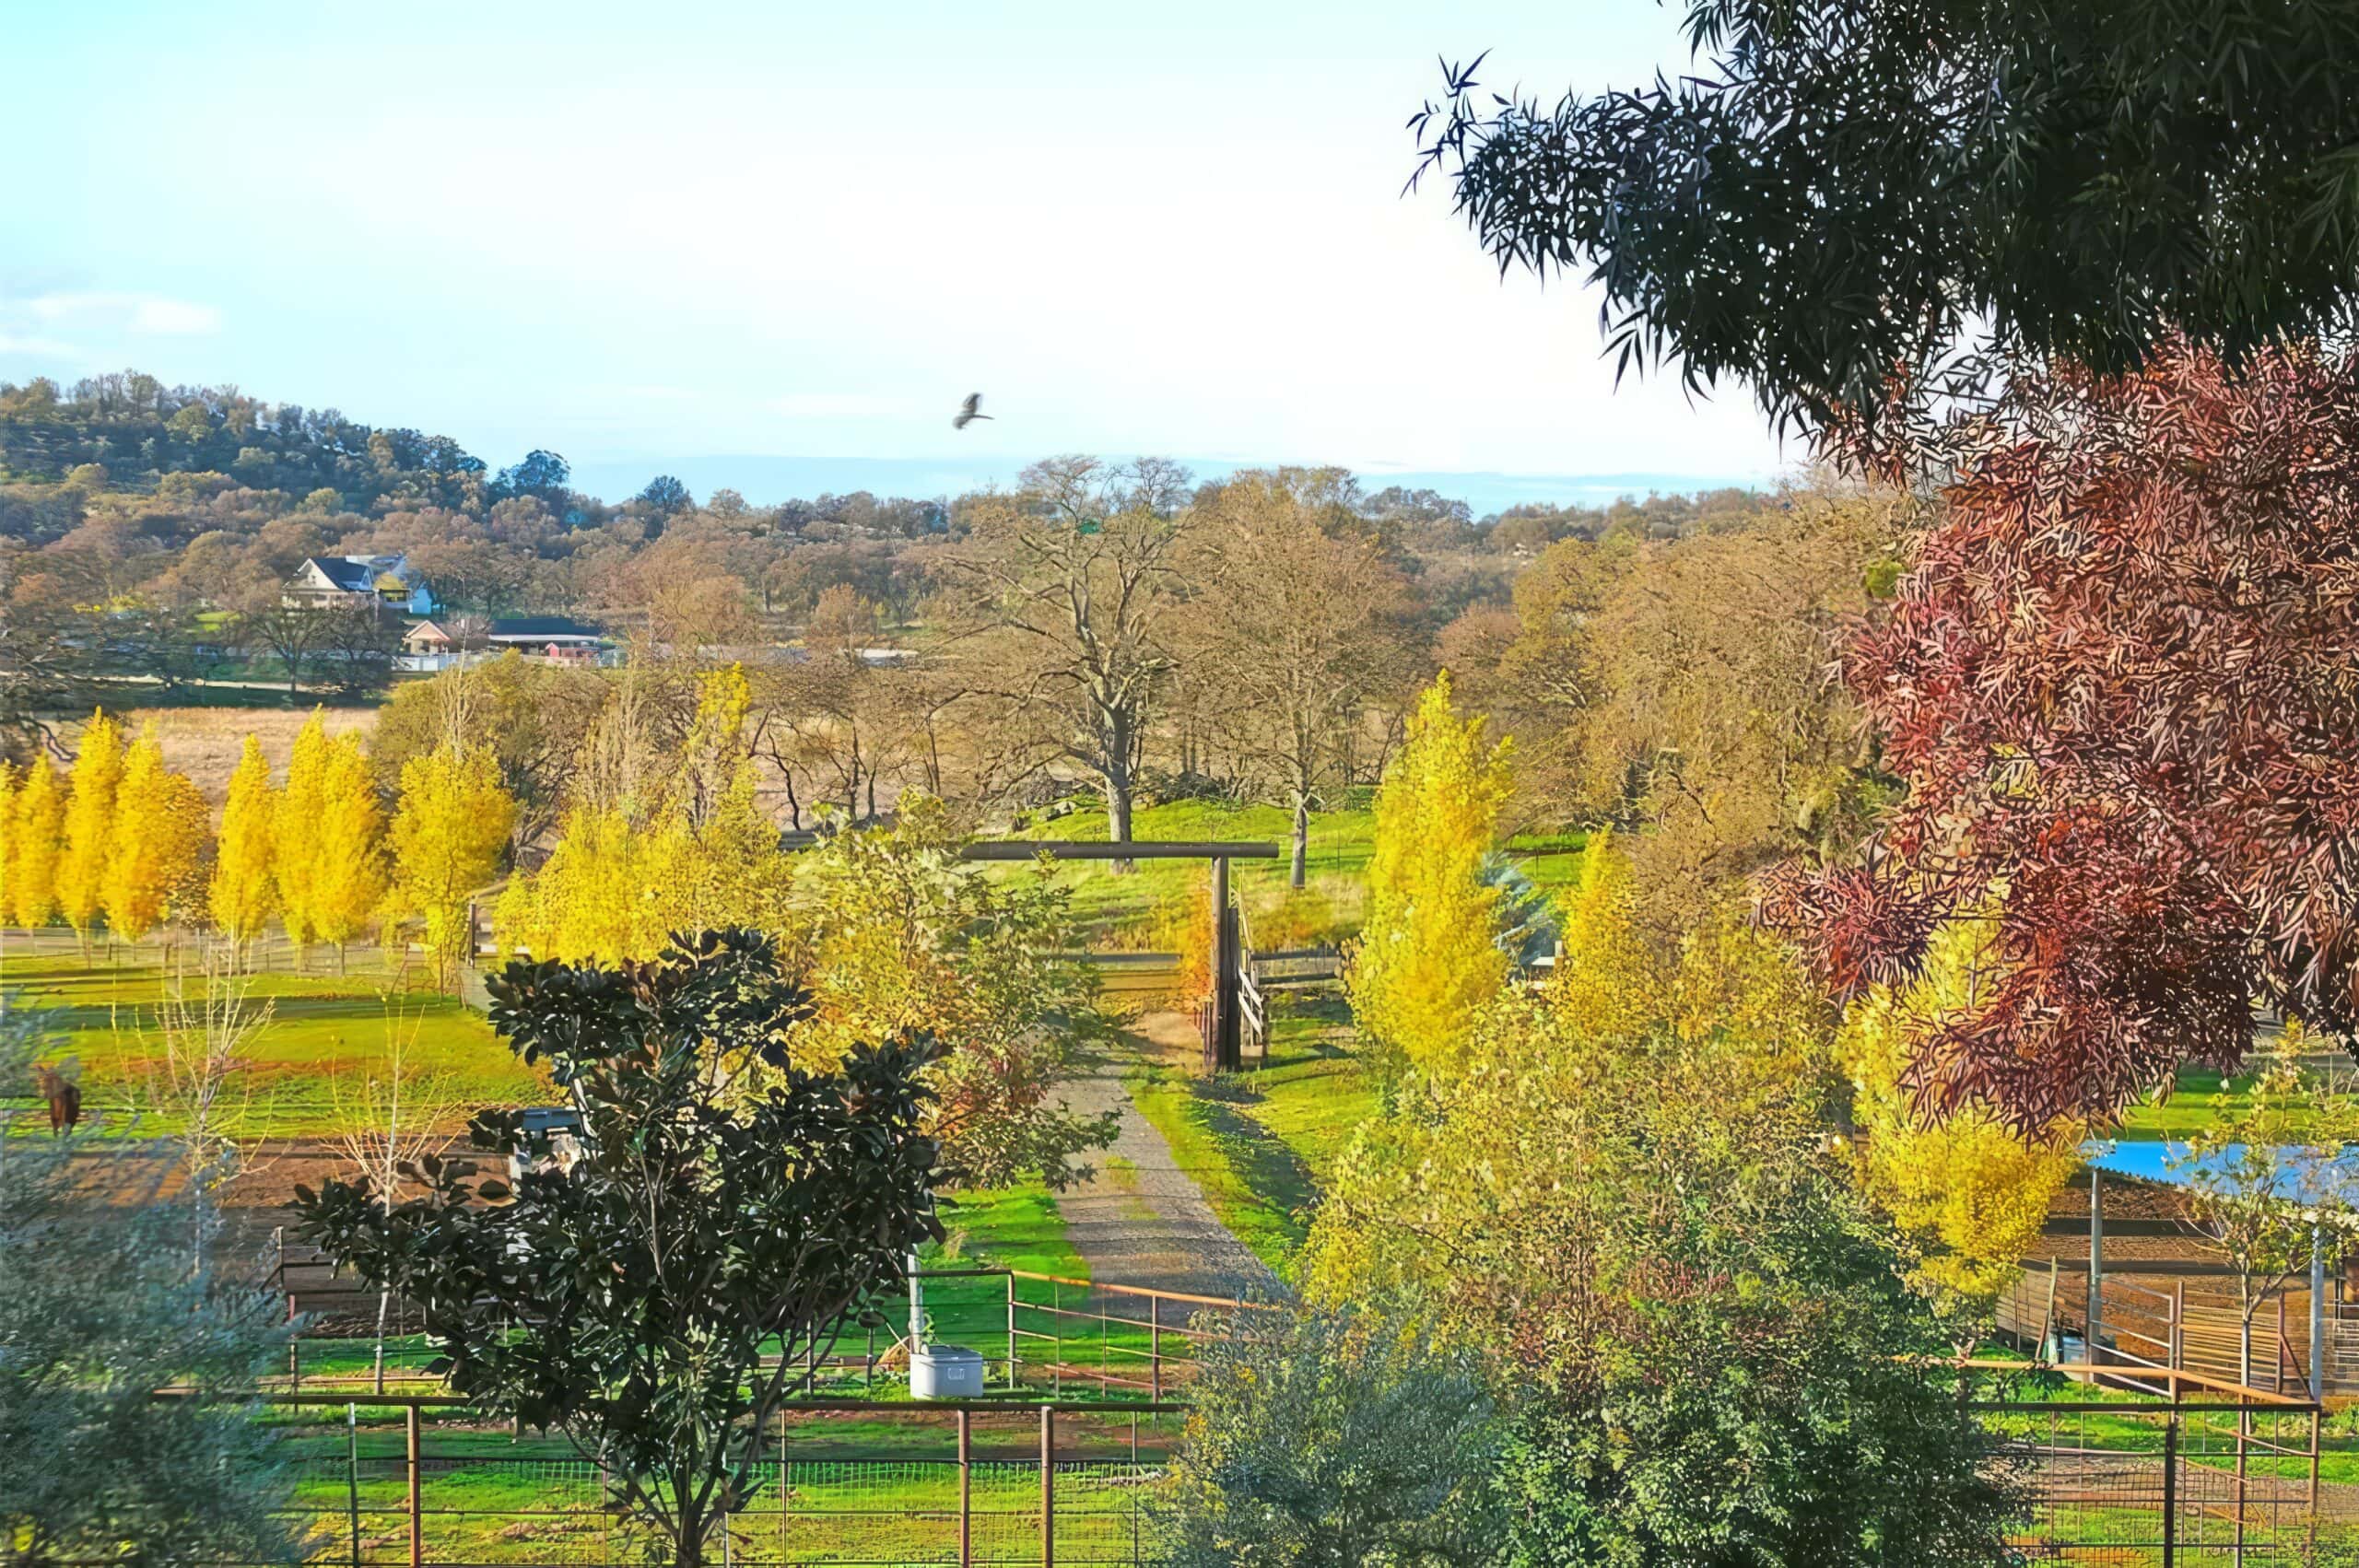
[1053,1012,1274,1307]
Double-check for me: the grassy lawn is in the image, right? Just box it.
[0,951,546,1136]
[1004,796,1585,945]
[1124,996,1374,1274]
[2111,1063,2359,1142]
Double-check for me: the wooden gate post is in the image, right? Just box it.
[1007,1272,1019,1389]
[1040,1405,1056,1568]
[406,1401,424,1568]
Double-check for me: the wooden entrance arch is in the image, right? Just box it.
[960,839,1278,1071]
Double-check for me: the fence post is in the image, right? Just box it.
[1150,1296,1161,1402]
[958,1408,972,1568]
[406,1401,423,1568]
[2172,1280,2185,1371]
[2312,1223,2327,1401]
[2161,1417,2177,1568]
[2279,1294,2291,1394]
[346,1403,361,1568]
[1007,1273,1019,1389]
[2088,1167,2105,1365]
[1040,1405,1055,1568]
[2313,1406,2323,1560]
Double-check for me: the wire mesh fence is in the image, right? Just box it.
[124,1366,2359,1567]
[269,1398,1180,1568]
[1975,1360,2339,1564]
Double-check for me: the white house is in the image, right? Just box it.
[284,555,437,615]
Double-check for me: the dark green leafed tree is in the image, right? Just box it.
[294,931,945,1568]
[0,1000,306,1568]
[1410,0,2359,448]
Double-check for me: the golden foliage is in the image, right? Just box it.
[389,741,514,978]
[56,710,124,942]
[1840,919,2082,1323]
[102,722,210,942]
[311,734,388,951]
[7,757,65,928]
[208,734,277,945]
[1344,673,1513,1069]
[274,710,333,950]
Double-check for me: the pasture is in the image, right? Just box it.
[0,948,543,1136]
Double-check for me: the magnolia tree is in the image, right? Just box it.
[1765,344,2359,1127]
[297,932,944,1568]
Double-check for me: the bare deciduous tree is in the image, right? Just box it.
[1187,471,1419,887]
[935,456,1191,864]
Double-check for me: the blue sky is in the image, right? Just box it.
[2,1,1790,506]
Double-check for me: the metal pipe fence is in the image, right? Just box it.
[267,1249,1272,1402]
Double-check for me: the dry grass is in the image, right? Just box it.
[54,707,376,802]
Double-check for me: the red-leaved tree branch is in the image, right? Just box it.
[1763,341,2359,1129]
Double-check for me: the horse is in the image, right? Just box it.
[34,1065,80,1135]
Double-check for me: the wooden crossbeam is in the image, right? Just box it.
[959,840,1279,860]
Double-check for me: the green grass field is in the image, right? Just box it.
[1006,797,1585,945]
[0,952,546,1135]
[2111,1062,2359,1142]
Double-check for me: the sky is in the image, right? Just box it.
[1,1,1790,509]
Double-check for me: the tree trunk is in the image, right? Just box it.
[1105,767,1134,874]
[1290,790,1310,890]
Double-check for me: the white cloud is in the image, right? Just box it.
[25,292,221,334]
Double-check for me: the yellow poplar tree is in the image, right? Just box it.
[8,758,65,927]
[390,740,515,982]
[209,734,278,949]
[275,710,333,954]
[1344,673,1513,1069]
[56,710,125,948]
[1547,833,1664,1037]
[311,735,388,963]
[104,723,211,943]
[0,765,13,914]
[1842,918,2083,1330]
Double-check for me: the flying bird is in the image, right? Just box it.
[953,392,992,430]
